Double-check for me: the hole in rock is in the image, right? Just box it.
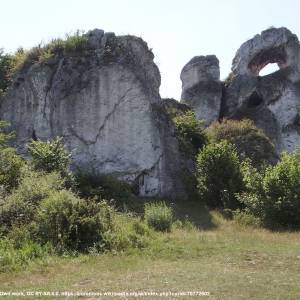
[248,46,287,76]
[247,92,263,108]
[259,63,280,76]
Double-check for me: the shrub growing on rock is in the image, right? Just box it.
[173,111,207,156]
[196,141,244,209]
[206,119,276,168]
[0,50,14,96]
[144,202,173,232]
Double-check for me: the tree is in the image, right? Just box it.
[196,141,244,209]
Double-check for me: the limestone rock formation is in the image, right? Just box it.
[223,27,300,153]
[180,55,222,126]
[2,26,300,198]
[0,29,187,198]
[181,27,300,154]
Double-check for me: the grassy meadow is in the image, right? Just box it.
[1,204,300,300]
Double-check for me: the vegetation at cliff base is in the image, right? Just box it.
[0,117,300,299]
[196,140,245,209]
[206,119,277,168]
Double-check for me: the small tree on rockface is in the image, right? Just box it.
[173,110,207,156]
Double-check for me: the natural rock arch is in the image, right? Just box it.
[232,27,300,77]
[180,27,300,154]
[225,27,300,153]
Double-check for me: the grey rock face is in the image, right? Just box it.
[231,27,300,76]
[0,30,186,198]
[180,55,222,126]
[224,27,300,153]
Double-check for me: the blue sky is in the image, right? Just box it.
[1,0,300,98]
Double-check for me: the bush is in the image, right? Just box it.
[233,210,261,228]
[28,137,71,177]
[240,150,300,229]
[34,191,115,252]
[101,216,151,252]
[0,147,24,193]
[0,170,64,229]
[144,202,173,232]
[0,121,24,193]
[75,174,138,211]
[196,141,245,209]
[173,111,207,156]
[0,237,50,272]
[206,119,276,168]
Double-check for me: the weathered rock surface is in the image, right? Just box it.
[181,27,300,154]
[0,30,187,198]
[3,26,300,197]
[180,55,222,126]
[223,27,300,153]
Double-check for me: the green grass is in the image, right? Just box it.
[1,209,300,299]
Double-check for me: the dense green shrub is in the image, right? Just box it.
[0,167,151,254]
[240,150,300,229]
[0,147,24,193]
[0,170,64,229]
[206,119,276,168]
[75,174,138,211]
[196,141,244,209]
[100,216,151,252]
[0,121,24,193]
[173,111,207,156]
[28,137,71,177]
[34,191,114,252]
[144,202,173,232]
[0,238,50,272]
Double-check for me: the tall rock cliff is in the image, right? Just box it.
[0,29,188,198]
[3,26,300,198]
